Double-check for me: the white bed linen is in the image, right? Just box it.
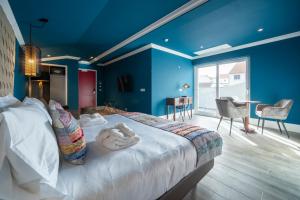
[55,114,197,200]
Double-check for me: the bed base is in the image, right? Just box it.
[158,159,214,200]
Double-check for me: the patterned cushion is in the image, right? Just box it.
[49,100,87,164]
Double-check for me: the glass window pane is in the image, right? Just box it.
[219,61,247,101]
[197,65,217,114]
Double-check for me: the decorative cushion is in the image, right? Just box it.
[49,100,87,164]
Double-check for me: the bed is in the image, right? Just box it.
[54,114,221,200]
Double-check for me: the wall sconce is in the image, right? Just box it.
[179,83,190,92]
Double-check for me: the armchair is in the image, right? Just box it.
[215,97,249,135]
[256,99,293,137]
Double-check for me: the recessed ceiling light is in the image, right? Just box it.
[194,44,232,56]
[47,54,51,57]
[164,38,169,43]
[200,45,204,49]
[90,56,94,59]
[257,28,264,32]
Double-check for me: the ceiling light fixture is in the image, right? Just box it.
[200,45,204,49]
[47,54,51,57]
[194,44,232,56]
[257,28,264,32]
[164,38,169,43]
[89,56,94,59]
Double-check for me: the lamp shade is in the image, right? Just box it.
[23,45,41,77]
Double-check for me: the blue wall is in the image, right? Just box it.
[151,49,193,116]
[102,48,193,116]
[44,60,103,110]
[13,40,27,100]
[193,37,300,124]
[103,49,152,114]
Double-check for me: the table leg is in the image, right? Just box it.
[173,106,176,121]
[167,105,169,119]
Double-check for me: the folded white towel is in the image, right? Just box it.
[79,113,107,127]
[114,122,135,137]
[96,127,139,150]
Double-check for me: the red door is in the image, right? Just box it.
[78,70,96,110]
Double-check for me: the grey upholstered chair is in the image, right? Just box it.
[215,97,249,135]
[256,99,293,138]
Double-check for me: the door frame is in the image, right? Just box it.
[194,57,250,117]
[41,63,68,105]
[78,68,98,108]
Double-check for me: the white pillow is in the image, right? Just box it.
[0,94,20,111]
[22,97,52,125]
[0,104,59,195]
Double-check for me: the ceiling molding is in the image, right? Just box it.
[151,44,193,59]
[0,0,25,45]
[97,30,300,67]
[40,63,67,67]
[97,44,153,66]
[41,55,81,62]
[193,31,300,59]
[91,0,208,63]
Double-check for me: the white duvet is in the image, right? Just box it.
[55,114,197,200]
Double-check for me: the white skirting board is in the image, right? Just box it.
[249,118,300,134]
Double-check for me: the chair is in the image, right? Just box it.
[216,97,249,135]
[256,99,293,138]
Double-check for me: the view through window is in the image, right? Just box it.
[195,59,248,116]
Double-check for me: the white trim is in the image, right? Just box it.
[98,43,193,66]
[41,56,81,62]
[40,63,68,105]
[96,31,300,67]
[98,44,152,66]
[151,44,193,59]
[250,118,300,134]
[193,31,300,59]
[78,60,91,65]
[0,0,25,45]
[78,68,98,107]
[90,0,208,63]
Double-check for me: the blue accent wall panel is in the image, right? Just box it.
[151,49,193,116]
[13,40,27,100]
[193,37,300,124]
[102,50,152,114]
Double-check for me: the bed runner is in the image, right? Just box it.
[120,112,222,166]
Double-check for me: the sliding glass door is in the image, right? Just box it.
[194,58,249,116]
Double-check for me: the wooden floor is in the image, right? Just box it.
[182,115,300,200]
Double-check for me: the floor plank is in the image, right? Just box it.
[183,115,300,200]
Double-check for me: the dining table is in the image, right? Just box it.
[237,100,261,133]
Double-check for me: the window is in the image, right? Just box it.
[234,74,240,80]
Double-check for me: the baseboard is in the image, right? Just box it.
[249,118,300,134]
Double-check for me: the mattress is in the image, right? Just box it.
[55,114,197,200]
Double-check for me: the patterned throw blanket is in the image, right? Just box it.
[120,112,222,166]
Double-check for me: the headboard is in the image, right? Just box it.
[0,6,16,97]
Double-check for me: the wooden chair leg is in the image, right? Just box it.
[229,118,233,136]
[281,121,290,138]
[261,119,265,134]
[217,116,223,130]
[277,120,283,134]
[257,117,261,130]
[243,117,248,134]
